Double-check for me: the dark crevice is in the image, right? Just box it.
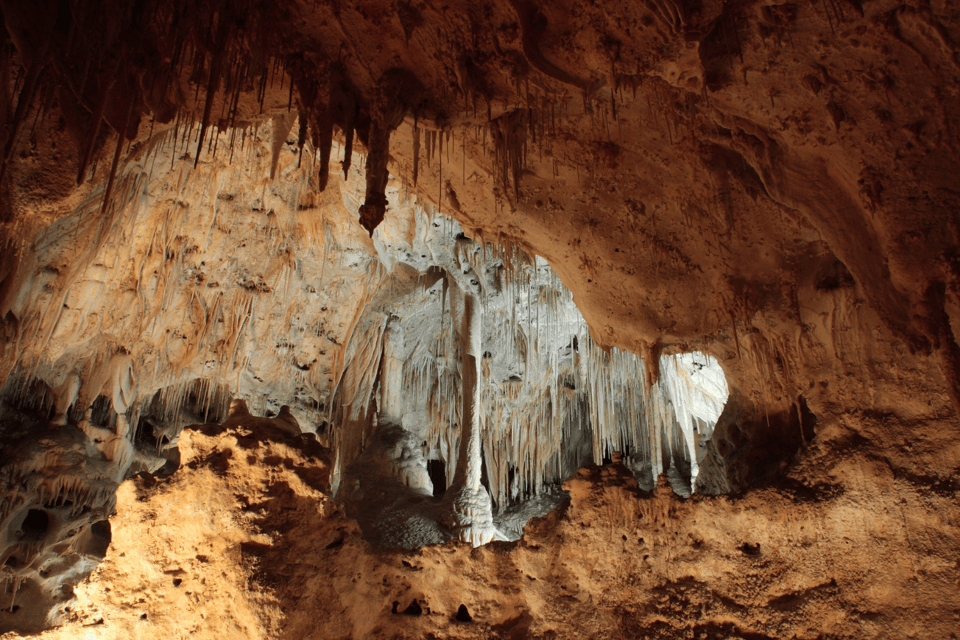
[427,459,446,498]
[19,509,49,543]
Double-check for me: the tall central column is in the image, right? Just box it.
[444,273,495,546]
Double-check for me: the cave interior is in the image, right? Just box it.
[1,0,960,638]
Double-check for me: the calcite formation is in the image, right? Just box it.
[1,425,119,632]
[0,115,729,623]
[1,0,960,636]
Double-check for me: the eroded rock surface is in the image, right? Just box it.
[0,426,115,633]
[1,0,960,636]
[6,413,960,639]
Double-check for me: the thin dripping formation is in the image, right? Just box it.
[335,208,730,546]
[0,118,731,554]
[0,0,613,236]
[490,109,529,203]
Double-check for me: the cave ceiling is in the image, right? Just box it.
[1,0,956,371]
[2,0,960,635]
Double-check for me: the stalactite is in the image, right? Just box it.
[339,206,733,508]
[0,8,55,188]
[358,69,423,235]
[194,16,230,169]
[76,62,120,185]
[100,98,136,215]
[411,119,421,187]
[490,109,528,202]
[269,112,296,180]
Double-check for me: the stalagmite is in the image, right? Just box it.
[442,265,495,546]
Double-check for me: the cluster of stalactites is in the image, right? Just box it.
[0,369,232,468]
[137,378,233,445]
[342,212,729,507]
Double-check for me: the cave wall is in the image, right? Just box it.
[1,0,960,635]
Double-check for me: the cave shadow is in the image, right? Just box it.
[696,389,833,501]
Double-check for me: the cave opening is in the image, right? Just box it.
[17,510,48,543]
[427,459,446,497]
[335,214,732,546]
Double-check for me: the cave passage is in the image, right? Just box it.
[335,212,731,546]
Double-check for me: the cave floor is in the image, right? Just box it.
[4,412,958,640]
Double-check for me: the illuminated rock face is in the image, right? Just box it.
[2,0,960,635]
[0,120,732,622]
